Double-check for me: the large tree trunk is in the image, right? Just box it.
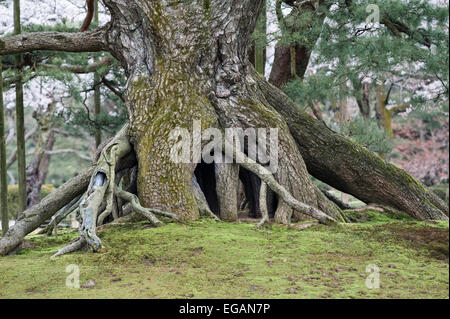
[103,0,343,224]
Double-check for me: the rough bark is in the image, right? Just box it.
[215,163,239,221]
[101,0,342,225]
[1,0,446,258]
[0,27,107,55]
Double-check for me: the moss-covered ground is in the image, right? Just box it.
[0,212,448,299]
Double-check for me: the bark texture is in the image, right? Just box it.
[0,27,107,55]
[101,0,342,223]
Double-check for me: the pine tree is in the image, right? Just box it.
[13,0,27,213]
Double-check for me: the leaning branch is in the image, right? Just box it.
[0,26,108,56]
[0,168,93,256]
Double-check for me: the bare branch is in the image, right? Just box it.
[101,76,125,102]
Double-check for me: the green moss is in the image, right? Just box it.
[0,218,447,298]
[127,60,218,221]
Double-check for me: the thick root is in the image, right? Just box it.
[56,125,178,254]
[256,182,269,228]
[78,125,132,251]
[114,186,178,225]
[225,137,339,225]
[38,194,84,236]
[50,237,87,259]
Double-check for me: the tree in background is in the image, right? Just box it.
[13,0,27,213]
[0,46,8,235]
[276,0,448,174]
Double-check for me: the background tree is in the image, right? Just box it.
[0,49,8,235]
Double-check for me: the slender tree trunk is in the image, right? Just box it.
[254,2,266,75]
[339,87,348,124]
[25,103,56,207]
[93,0,102,148]
[0,57,8,235]
[268,1,328,88]
[376,83,394,139]
[14,0,27,213]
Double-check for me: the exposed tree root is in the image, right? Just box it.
[0,168,92,256]
[37,194,84,235]
[50,237,87,259]
[256,182,269,228]
[77,125,132,251]
[226,138,339,225]
[320,189,354,210]
[255,70,448,220]
[114,186,178,224]
[51,125,179,255]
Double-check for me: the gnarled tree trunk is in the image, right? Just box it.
[103,0,343,225]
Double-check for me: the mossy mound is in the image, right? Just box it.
[0,216,448,298]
